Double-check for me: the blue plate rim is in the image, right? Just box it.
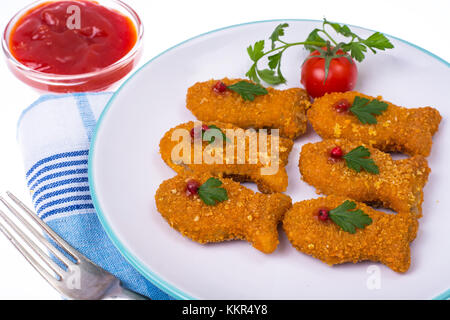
[88,18,450,300]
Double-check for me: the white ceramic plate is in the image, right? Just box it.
[89,20,450,299]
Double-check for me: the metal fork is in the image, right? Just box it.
[0,192,149,300]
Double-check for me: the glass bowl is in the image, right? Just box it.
[2,0,143,93]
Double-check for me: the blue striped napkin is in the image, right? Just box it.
[17,92,172,300]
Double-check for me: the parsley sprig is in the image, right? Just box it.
[246,18,394,85]
[329,200,373,234]
[227,81,268,101]
[198,178,228,206]
[350,96,388,124]
[202,125,230,144]
[343,146,379,174]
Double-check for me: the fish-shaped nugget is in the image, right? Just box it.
[155,173,292,254]
[186,78,311,139]
[283,196,416,273]
[160,121,293,193]
[307,91,442,156]
[299,139,430,218]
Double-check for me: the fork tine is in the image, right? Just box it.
[0,208,66,278]
[0,218,61,288]
[0,195,76,267]
[6,191,79,259]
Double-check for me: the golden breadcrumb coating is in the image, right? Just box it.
[307,91,442,156]
[283,195,416,273]
[186,78,311,139]
[155,172,292,254]
[299,139,430,219]
[159,121,293,193]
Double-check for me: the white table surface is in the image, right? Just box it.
[0,0,448,300]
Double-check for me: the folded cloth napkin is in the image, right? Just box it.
[17,92,172,300]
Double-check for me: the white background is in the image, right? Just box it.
[0,0,448,300]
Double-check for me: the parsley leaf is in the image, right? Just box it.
[324,19,354,38]
[247,40,265,62]
[203,125,229,144]
[342,146,379,174]
[227,81,268,101]
[268,52,282,69]
[350,96,388,124]
[269,23,289,49]
[257,68,285,85]
[304,28,326,52]
[337,24,356,38]
[245,64,259,83]
[198,178,228,206]
[363,32,394,51]
[342,42,367,62]
[329,200,373,234]
[266,51,286,83]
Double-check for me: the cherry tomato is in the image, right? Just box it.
[301,48,358,98]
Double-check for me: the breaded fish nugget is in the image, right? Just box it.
[299,139,430,218]
[186,78,311,139]
[155,173,292,253]
[307,91,442,156]
[160,121,293,193]
[283,196,416,273]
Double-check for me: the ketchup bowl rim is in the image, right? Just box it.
[2,0,144,81]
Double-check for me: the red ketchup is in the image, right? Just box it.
[8,1,138,91]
